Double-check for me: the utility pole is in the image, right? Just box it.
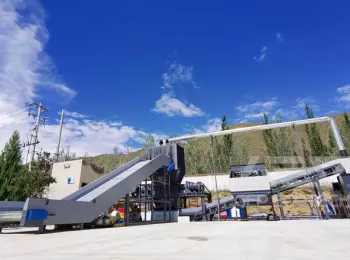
[26,103,47,171]
[55,109,65,162]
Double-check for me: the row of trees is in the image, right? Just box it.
[141,103,350,174]
[262,103,350,168]
[139,115,252,174]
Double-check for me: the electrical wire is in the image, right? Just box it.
[0,105,28,118]
[0,110,29,127]
[0,115,32,128]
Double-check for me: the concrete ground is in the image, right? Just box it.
[1,220,350,260]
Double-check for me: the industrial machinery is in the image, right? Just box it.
[1,116,349,233]
[178,181,212,221]
[0,144,185,233]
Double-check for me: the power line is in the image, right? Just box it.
[0,105,28,119]
[0,114,32,128]
[0,103,36,128]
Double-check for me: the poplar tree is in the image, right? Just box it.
[221,114,233,167]
[341,112,350,152]
[143,134,155,148]
[304,103,328,159]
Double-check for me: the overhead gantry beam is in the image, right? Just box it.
[160,116,348,157]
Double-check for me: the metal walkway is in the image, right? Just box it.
[1,154,171,229]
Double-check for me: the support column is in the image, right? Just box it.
[312,182,322,219]
[277,192,285,219]
[315,178,330,219]
[210,136,220,222]
[38,225,46,234]
[201,197,206,221]
[168,173,171,222]
[124,194,130,226]
[330,118,348,157]
[151,175,154,223]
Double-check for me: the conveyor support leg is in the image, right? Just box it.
[277,192,285,219]
[315,178,330,219]
[38,225,46,234]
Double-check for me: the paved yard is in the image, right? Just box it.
[1,220,350,260]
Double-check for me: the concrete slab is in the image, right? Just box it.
[1,220,350,260]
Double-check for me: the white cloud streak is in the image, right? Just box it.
[190,117,222,134]
[63,110,89,119]
[276,32,284,43]
[153,92,204,117]
[161,62,198,90]
[0,0,76,112]
[254,46,267,63]
[236,98,278,119]
[336,85,350,107]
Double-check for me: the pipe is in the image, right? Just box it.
[329,117,347,156]
[165,116,348,157]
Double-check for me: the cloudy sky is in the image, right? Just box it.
[1,0,350,158]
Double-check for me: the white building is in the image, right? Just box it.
[48,159,104,199]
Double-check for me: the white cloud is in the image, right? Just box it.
[276,32,284,43]
[293,97,320,114]
[154,62,204,117]
[190,117,222,134]
[0,0,76,111]
[64,110,88,119]
[262,97,319,121]
[236,98,278,119]
[336,85,350,106]
[38,118,146,156]
[0,2,163,159]
[152,92,204,117]
[254,46,267,63]
[161,62,198,89]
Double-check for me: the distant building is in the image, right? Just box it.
[47,159,104,199]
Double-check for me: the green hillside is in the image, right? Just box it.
[84,112,350,175]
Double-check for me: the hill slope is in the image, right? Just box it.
[84,113,349,175]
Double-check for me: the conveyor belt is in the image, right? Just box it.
[63,157,145,201]
[270,163,345,194]
[180,195,234,219]
[0,154,171,230]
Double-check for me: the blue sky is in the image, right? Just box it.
[1,0,350,156]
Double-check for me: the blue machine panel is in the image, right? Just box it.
[27,209,48,221]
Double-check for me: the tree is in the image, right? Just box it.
[302,138,312,167]
[143,134,155,148]
[328,130,338,157]
[56,146,77,162]
[262,113,278,168]
[220,114,233,167]
[0,131,22,200]
[304,103,329,160]
[341,112,350,152]
[262,113,298,168]
[10,152,56,200]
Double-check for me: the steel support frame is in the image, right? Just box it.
[124,166,172,225]
[210,135,220,221]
